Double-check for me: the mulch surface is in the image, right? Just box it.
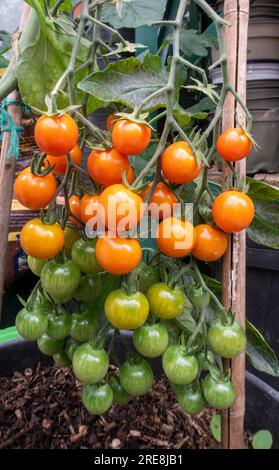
[0,364,218,449]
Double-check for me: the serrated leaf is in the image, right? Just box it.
[210,414,221,443]
[252,430,273,449]
[184,78,220,104]
[170,29,218,58]
[175,304,196,334]
[100,0,168,28]
[78,53,168,113]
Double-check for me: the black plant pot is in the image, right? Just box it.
[0,337,278,448]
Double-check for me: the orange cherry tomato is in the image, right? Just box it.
[96,234,142,275]
[156,217,196,258]
[112,119,151,155]
[20,219,65,260]
[217,128,252,162]
[44,145,82,176]
[192,224,228,262]
[106,114,116,131]
[80,194,100,227]
[99,184,144,233]
[35,114,79,156]
[14,167,57,210]
[87,148,132,186]
[161,141,201,184]
[212,191,255,233]
[69,195,81,225]
[142,181,178,220]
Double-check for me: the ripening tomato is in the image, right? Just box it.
[27,256,48,276]
[104,289,149,330]
[161,141,201,184]
[217,128,252,162]
[192,224,228,262]
[35,114,79,156]
[142,182,178,220]
[87,148,133,187]
[96,235,142,275]
[212,191,255,233]
[20,219,64,260]
[44,145,82,176]
[80,194,100,225]
[156,217,196,258]
[147,282,185,320]
[99,184,144,232]
[106,114,116,131]
[68,195,81,225]
[14,167,57,210]
[112,119,151,155]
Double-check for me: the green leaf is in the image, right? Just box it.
[17,4,91,111]
[184,78,220,104]
[0,31,12,55]
[173,29,218,58]
[252,430,273,449]
[210,414,221,442]
[246,320,279,377]
[175,304,196,334]
[186,96,216,116]
[100,0,168,28]
[78,53,167,113]
[247,177,279,249]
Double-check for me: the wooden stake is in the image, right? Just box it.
[221,0,250,449]
[0,3,30,322]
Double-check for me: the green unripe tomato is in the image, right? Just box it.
[147,282,185,320]
[132,322,169,358]
[37,333,64,356]
[203,373,236,409]
[46,308,72,340]
[208,318,246,358]
[82,383,113,415]
[72,342,109,384]
[16,307,48,341]
[162,345,198,385]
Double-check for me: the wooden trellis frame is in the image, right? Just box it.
[0,0,250,450]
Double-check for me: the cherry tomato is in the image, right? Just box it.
[27,256,48,276]
[44,145,82,176]
[132,322,169,358]
[106,114,116,131]
[46,308,72,340]
[87,148,133,187]
[63,226,80,255]
[96,235,142,275]
[130,261,160,295]
[53,351,71,368]
[82,383,113,415]
[162,345,198,385]
[192,224,228,262]
[14,167,57,210]
[208,318,246,358]
[142,182,178,220]
[73,342,109,384]
[20,219,65,260]
[176,384,205,416]
[112,119,151,155]
[217,128,252,162]
[80,194,100,225]
[161,141,201,184]
[99,184,144,233]
[73,274,102,303]
[120,358,153,396]
[65,337,81,361]
[105,289,149,330]
[35,114,79,156]
[212,191,255,233]
[157,217,196,258]
[68,195,81,225]
[37,333,64,356]
[203,373,236,409]
[41,259,81,303]
[71,238,102,274]
[16,307,48,341]
[108,374,131,405]
[70,307,99,342]
[147,282,185,320]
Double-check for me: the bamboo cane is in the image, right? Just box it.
[0,3,31,322]
[221,0,250,449]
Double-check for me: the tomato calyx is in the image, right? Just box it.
[114,111,155,131]
[208,364,231,384]
[224,172,250,194]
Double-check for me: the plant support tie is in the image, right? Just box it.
[0,98,28,160]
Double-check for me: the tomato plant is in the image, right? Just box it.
[5,0,278,428]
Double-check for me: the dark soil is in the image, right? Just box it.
[0,364,218,449]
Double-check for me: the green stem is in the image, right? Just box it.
[193,260,225,315]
